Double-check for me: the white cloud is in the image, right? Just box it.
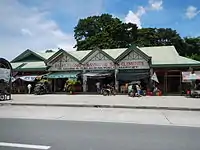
[21,29,33,36]
[149,0,163,10]
[0,0,81,60]
[185,6,200,19]
[124,0,163,28]
[125,7,146,29]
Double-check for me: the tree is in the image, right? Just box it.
[45,50,54,53]
[184,37,200,55]
[74,13,200,61]
[136,28,186,55]
[74,14,138,50]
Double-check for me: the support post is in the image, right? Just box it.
[114,69,118,92]
[164,71,168,94]
[82,70,87,92]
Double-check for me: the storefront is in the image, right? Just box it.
[11,45,200,94]
[46,46,152,93]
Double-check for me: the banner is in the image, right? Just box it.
[151,72,159,83]
[182,71,200,82]
[0,68,11,82]
[19,76,37,82]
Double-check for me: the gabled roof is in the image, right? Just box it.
[140,46,200,67]
[35,51,56,60]
[12,61,47,71]
[80,47,116,63]
[11,49,55,63]
[103,48,127,59]
[115,45,151,62]
[46,49,81,64]
[68,50,92,61]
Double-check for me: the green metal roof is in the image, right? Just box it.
[68,50,92,61]
[14,61,47,71]
[103,48,127,59]
[11,62,24,69]
[21,61,46,69]
[34,51,56,60]
[13,46,200,71]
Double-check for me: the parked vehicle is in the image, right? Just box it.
[102,86,116,96]
[34,82,48,95]
[128,81,145,97]
[186,82,200,98]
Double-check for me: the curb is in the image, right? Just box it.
[1,102,200,111]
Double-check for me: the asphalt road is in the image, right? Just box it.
[0,118,200,150]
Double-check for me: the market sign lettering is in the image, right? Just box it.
[83,61,115,69]
[61,62,82,70]
[118,60,149,69]
[49,60,149,70]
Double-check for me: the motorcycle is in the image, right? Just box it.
[34,83,48,95]
[102,87,116,96]
[127,81,146,97]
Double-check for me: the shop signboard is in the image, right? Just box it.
[49,62,82,71]
[118,60,149,69]
[83,61,115,70]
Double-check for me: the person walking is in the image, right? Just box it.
[27,84,32,94]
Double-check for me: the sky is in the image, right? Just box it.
[0,0,199,60]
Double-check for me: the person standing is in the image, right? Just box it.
[96,81,101,93]
[135,83,141,96]
[27,84,32,94]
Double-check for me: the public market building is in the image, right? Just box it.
[11,45,200,94]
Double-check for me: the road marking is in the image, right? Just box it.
[0,142,51,149]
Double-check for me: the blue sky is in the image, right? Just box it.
[0,0,199,60]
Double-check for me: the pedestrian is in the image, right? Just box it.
[135,83,141,96]
[96,81,101,93]
[27,83,32,94]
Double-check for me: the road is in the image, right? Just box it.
[0,118,200,150]
[1,106,200,127]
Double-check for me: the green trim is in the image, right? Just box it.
[11,49,46,63]
[46,49,81,64]
[80,47,116,63]
[46,71,80,79]
[115,45,151,62]
[13,67,47,71]
[152,63,200,68]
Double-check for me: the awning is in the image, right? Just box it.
[46,72,79,79]
[117,72,149,82]
[83,72,112,77]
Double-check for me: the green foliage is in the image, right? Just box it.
[65,79,80,93]
[74,13,200,60]
[74,14,138,50]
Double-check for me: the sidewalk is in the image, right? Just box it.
[1,94,200,111]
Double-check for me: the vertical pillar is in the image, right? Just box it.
[164,71,168,94]
[114,69,118,92]
[82,70,87,92]
[150,68,154,87]
[53,79,56,92]
[180,71,182,93]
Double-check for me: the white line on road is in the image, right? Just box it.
[0,142,51,149]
